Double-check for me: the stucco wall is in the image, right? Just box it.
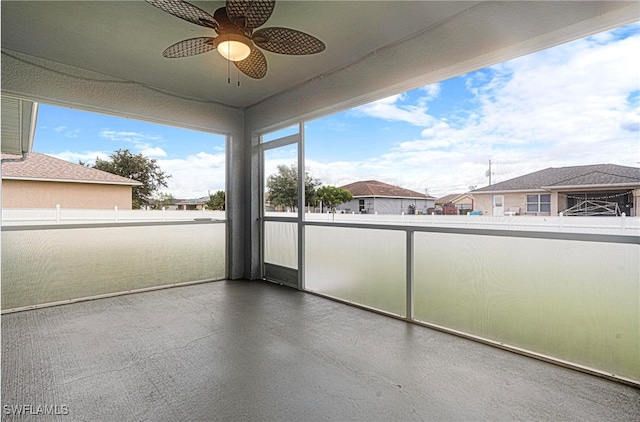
[2,180,133,209]
[472,193,532,216]
[337,197,435,215]
[475,190,640,216]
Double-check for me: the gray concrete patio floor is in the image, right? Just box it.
[2,280,638,421]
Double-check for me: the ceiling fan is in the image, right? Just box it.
[145,0,325,80]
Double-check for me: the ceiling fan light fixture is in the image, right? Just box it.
[215,34,251,61]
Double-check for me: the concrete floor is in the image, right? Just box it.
[1,280,638,421]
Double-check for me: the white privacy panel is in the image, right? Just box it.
[264,221,298,269]
[305,225,406,316]
[2,223,226,310]
[414,232,639,382]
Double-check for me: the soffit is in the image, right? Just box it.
[1,1,482,109]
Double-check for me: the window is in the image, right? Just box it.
[527,194,551,213]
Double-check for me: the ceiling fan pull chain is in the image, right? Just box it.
[237,67,241,87]
[227,58,231,84]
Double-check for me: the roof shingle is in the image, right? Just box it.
[472,164,640,192]
[2,152,142,186]
[437,193,463,203]
[340,180,433,199]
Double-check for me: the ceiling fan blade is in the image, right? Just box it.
[253,27,325,55]
[145,0,218,29]
[225,0,275,29]
[162,37,216,58]
[234,48,267,79]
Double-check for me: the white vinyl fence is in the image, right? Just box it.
[2,206,226,225]
[263,211,640,236]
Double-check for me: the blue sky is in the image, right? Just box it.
[303,22,640,196]
[34,23,639,198]
[34,107,227,198]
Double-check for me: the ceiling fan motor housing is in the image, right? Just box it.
[214,7,250,37]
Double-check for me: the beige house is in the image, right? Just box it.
[174,198,208,211]
[1,152,142,209]
[471,164,640,217]
[437,193,474,214]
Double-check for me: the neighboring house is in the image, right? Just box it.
[146,197,207,210]
[174,197,208,211]
[336,180,435,214]
[1,152,142,209]
[437,193,474,215]
[471,164,640,216]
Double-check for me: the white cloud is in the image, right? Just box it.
[52,125,80,138]
[99,129,167,160]
[50,150,223,199]
[309,27,640,197]
[99,130,162,143]
[65,129,80,139]
[417,83,441,106]
[50,150,109,165]
[354,93,438,126]
[137,145,167,157]
[158,152,226,199]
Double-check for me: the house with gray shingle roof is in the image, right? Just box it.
[2,152,142,209]
[336,180,436,215]
[470,164,640,216]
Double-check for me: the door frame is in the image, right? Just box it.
[258,125,304,289]
[493,194,505,216]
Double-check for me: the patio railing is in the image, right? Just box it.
[1,207,226,225]
[264,215,639,385]
[303,212,640,236]
[1,219,226,312]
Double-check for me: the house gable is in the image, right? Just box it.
[544,170,640,188]
[341,180,433,199]
[2,152,142,209]
[2,152,142,186]
[473,164,640,193]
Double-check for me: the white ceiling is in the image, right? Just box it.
[1,1,484,109]
[2,0,638,134]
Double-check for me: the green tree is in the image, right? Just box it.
[266,164,320,211]
[94,149,170,208]
[317,186,353,213]
[153,192,175,210]
[206,190,225,210]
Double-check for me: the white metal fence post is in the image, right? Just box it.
[621,212,626,232]
[162,207,166,221]
[114,206,119,222]
[56,204,61,224]
[559,212,564,231]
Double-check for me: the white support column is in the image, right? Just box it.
[406,229,415,321]
[298,122,306,290]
